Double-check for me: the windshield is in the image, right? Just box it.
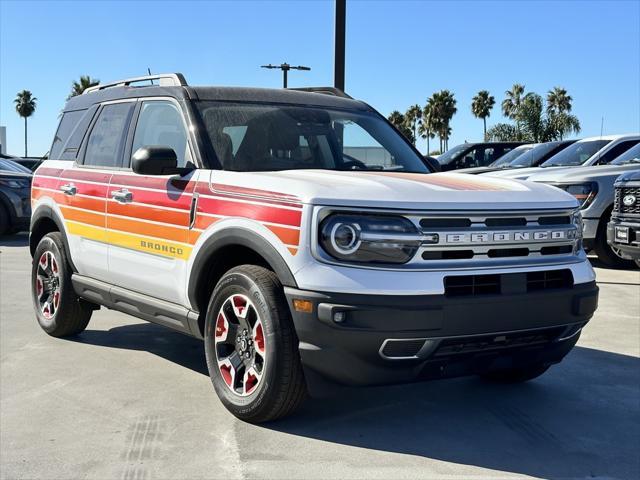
[196,102,430,173]
[611,143,640,165]
[490,146,533,167]
[435,143,471,165]
[542,140,609,167]
[0,159,32,174]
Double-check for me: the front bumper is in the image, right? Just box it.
[607,217,640,260]
[285,278,598,389]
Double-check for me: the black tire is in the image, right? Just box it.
[204,265,306,423]
[481,365,550,383]
[0,203,8,236]
[594,213,635,268]
[31,232,92,337]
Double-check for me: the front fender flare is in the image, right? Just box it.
[187,227,298,310]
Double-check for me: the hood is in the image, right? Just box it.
[527,164,640,184]
[214,170,579,210]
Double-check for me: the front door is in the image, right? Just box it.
[106,99,198,305]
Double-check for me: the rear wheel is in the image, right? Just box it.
[31,232,93,337]
[204,265,306,423]
[481,365,550,383]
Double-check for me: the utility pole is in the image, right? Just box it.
[334,0,346,91]
[260,63,311,88]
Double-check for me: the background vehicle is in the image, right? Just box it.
[608,170,640,267]
[527,143,640,267]
[0,158,32,235]
[435,141,526,171]
[485,135,640,180]
[456,144,535,174]
[29,73,598,423]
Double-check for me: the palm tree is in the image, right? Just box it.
[14,90,37,156]
[68,75,100,99]
[471,90,495,140]
[501,83,525,138]
[438,90,457,151]
[387,110,414,143]
[547,86,572,114]
[405,104,422,146]
[419,103,436,154]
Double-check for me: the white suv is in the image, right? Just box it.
[30,74,599,422]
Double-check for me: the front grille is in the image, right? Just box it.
[411,209,579,267]
[444,269,573,297]
[615,186,640,215]
[433,326,566,357]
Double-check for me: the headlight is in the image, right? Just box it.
[319,213,421,264]
[555,183,598,209]
[571,209,584,253]
[0,178,30,189]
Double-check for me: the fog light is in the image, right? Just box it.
[333,311,346,323]
[293,299,313,313]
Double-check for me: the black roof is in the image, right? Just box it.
[64,83,370,112]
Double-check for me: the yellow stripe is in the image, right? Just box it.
[65,220,192,260]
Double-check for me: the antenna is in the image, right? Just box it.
[600,116,604,137]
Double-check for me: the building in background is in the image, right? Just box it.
[0,126,6,154]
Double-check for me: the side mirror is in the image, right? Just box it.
[131,146,191,176]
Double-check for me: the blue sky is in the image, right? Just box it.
[1,0,638,156]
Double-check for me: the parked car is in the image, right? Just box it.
[526,143,640,267]
[456,144,536,174]
[30,73,598,422]
[0,158,32,235]
[435,141,526,171]
[607,169,640,267]
[484,134,640,180]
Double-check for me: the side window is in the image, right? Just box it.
[84,103,134,168]
[50,110,85,159]
[131,101,191,168]
[597,140,640,164]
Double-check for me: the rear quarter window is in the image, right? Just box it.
[49,106,99,161]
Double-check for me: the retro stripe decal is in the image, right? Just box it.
[33,170,302,259]
[364,172,524,191]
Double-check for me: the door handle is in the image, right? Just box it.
[60,183,77,196]
[111,188,133,204]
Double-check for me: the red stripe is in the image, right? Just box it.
[195,182,303,208]
[211,183,301,204]
[32,176,60,189]
[197,197,302,226]
[60,169,112,183]
[35,167,65,177]
[119,187,193,210]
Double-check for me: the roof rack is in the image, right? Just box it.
[83,73,188,94]
[290,87,353,99]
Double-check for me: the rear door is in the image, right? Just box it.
[105,99,198,304]
[58,101,135,281]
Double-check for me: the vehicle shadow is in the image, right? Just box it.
[0,232,29,247]
[72,323,639,479]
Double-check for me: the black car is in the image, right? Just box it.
[457,140,577,175]
[607,169,640,267]
[436,141,526,171]
[0,158,32,235]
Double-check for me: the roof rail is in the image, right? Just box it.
[290,87,353,99]
[83,73,188,94]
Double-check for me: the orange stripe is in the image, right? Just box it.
[195,215,219,230]
[108,202,190,225]
[287,247,298,255]
[107,216,187,243]
[188,230,202,244]
[60,206,105,228]
[266,224,300,246]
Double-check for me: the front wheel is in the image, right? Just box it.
[31,232,93,337]
[204,265,306,423]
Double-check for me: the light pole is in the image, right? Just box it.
[260,63,311,88]
[334,0,346,91]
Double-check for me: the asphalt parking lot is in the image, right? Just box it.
[1,233,638,480]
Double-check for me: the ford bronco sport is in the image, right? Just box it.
[30,73,599,422]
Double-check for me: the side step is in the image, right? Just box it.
[71,274,202,338]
